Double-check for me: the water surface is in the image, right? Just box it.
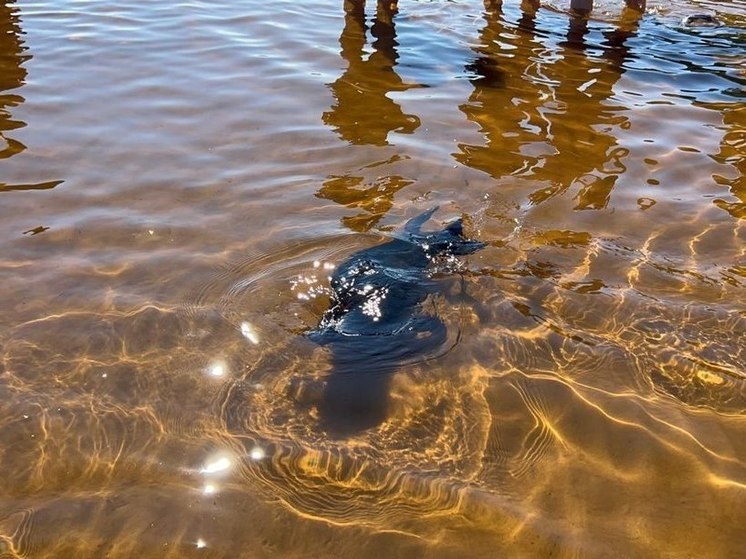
[1,0,745,557]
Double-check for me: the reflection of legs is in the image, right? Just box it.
[373,1,396,37]
[482,1,645,15]
[565,11,590,47]
[343,0,364,15]
[341,0,404,18]
[483,0,543,8]
[340,0,396,43]
[379,0,398,17]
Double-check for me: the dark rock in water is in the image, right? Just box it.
[681,14,722,28]
[306,207,484,438]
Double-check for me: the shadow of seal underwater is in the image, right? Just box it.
[305,207,485,438]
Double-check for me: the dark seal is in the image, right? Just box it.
[306,207,484,438]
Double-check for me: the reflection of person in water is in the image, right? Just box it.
[323,0,420,146]
[320,1,422,232]
[0,3,62,193]
[456,3,643,210]
[712,105,746,220]
[316,173,415,232]
[0,0,28,161]
[482,0,646,13]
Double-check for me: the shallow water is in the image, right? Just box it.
[0,0,744,556]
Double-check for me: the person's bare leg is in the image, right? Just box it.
[624,0,646,12]
[570,0,593,15]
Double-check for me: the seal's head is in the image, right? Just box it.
[682,14,721,28]
[422,218,485,257]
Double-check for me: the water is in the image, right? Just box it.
[0,0,744,556]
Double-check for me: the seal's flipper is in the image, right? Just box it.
[404,206,439,235]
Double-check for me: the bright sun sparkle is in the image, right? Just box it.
[208,362,225,377]
[241,321,260,345]
[201,456,231,475]
[249,446,265,460]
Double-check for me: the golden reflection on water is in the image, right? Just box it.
[711,102,746,219]
[324,1,421,147]
[0,0,745,557]
[0,2,25,149]
[0,2,62,194]
[457,2,639,210]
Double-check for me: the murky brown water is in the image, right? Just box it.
[1,0,745,556]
